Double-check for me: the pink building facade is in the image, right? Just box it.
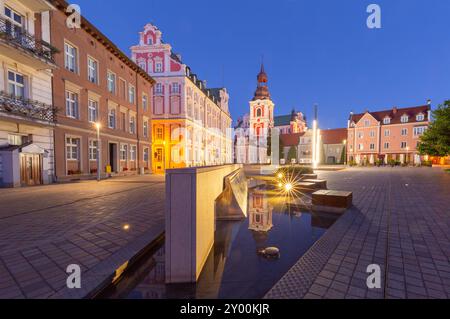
[130,23,233,172]
[347,104,431,165]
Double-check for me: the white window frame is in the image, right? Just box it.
[171,82,180,94]
[64,42,78,73]
[383,117,391,125]
[130,145,137,161]
[143,147,149,162]
[88,99,98,123]
[7,70,25,98]
[108,108,116,129]
[401,142,407,149]
[155,83,163,95]
[370,130,375,138]
[414,126,426,136]
[364,120,370,127]
[87,56,99,84]
[120,144,128,161]
[128,85,135,104]
[370,143,375,150]
[384,129,390,137]
[89,139,98,161]
[401,115,409,123]
[142,94,148,111]
[66,137,80,160]
[107,71,116,94]
[401,128,408,136]
[155,61,163,73]
[65,90,79,119]
[143,120,148,137]
[416,114,425,121]
[384,142,389,149]
[4,6,24,36]
[129,115,136,134]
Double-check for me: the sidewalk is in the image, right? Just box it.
[0,175,165,299]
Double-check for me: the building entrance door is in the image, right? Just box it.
[109,143,118,173]
[20,153,42,186]
[154,147,164,173]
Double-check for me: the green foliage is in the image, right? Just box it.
[276,165,314,177]
[340,145,346,164]
[418,101,450,157]
[287,146,297,162]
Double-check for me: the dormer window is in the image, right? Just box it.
[401,115,409,123]
[416,113,425,121]
[383,117,391,125]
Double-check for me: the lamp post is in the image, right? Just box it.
[95,122,101,182]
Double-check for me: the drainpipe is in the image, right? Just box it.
[136,70,141,174]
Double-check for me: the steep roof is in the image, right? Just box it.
[280,133,305,146]
[349,105,430,125]
[274,115,292,127]
[321,128,348,145]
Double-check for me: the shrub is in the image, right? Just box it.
[422,160,433,167]
[276,165,313,178]
[348,160,357,167]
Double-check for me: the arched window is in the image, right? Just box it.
[256,108,262,117]
[147,37,153,45]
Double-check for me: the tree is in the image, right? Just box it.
[279,139,285,160]
[287,146,297,162]
[340,145,346,164]
[418,101,450,157]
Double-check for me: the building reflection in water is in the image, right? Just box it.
[126,186,340,299]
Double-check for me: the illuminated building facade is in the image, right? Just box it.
[131,23,233,172]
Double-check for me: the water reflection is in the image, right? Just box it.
[120,186,339,299]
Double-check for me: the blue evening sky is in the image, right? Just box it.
[74,0,450,129]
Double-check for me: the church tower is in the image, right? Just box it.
[249,63,275,163]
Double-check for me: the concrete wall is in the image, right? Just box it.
[165,164,243,283]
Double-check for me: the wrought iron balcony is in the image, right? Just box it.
[0,91,57,123]
[0,16,58,65]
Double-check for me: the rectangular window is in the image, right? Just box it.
[384,142,389,149]
[120,112,126,131]
[120,144,128,161]
[130,145,137,161]
[64,42,78,73]
[401,142,407,149]
[171,83,180,94]
[88,99,98,123]
[7,71,25,98]
[370,143,375,150]
[384,129,390,137]
[358,144,363,150]
[401,128,408,136]
[66,137,80,160]
[370,130,375,138]
[120,79,126,99]
[89,140,98,160]
[87,57,98,84]
[65,91,79,119]
[156,127,164,140]
[143,121,148,137]
[414,126,426,136]
[108,109,116,129]
[128,85,135,104]
[155,83,163,95]
[155,62,163,73]
[358,132,363,139]
[129,116,136,134]
[171,146,180,162]
[4,6,24,36]
[107,71,116,94]
[143,148,149,162]
[142,94,148,111]
[364,120,370,127]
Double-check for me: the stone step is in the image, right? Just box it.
[302,179,327,189]
[302,174,318,179]
[312,190,353,214]
[296,182,317,192]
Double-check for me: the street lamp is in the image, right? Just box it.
[95,122,102,181]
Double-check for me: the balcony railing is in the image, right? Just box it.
[0,16,58,64]
[0,91,57,123]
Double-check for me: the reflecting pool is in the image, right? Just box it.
[100,185,339,299]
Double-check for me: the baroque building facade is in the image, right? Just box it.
[131,23,233,172]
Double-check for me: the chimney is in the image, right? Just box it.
[393,107,398,114]
[203,80,207,88]
[427,99,432,106]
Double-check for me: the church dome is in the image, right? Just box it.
[253,63,271,100]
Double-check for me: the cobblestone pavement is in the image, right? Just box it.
[266,167,450,299]
[0,175,165,299]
